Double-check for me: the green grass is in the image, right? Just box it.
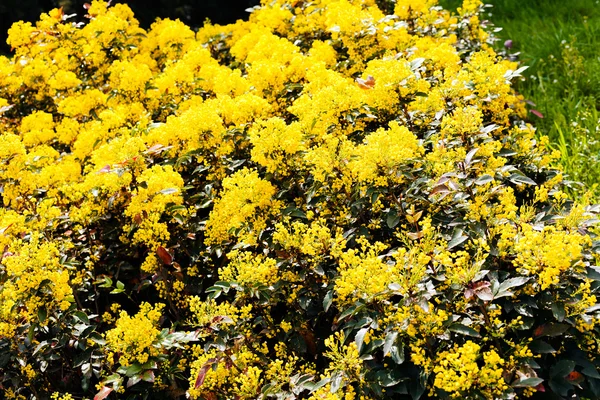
[441,0,600,197]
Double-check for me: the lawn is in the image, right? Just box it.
[442,0,600,198]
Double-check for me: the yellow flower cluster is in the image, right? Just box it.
[433,341,506,398]
[105,302,165,366]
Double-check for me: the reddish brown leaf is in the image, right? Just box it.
[195,358,218,388]
[530,109,544,119]
[567,371,584,383]
[299,328,317,356]
[356,75,375,90]
[533,325,545,337]
[157,246,173,265]
[94,386,112,400]
[465,288,474,300]
[430,184,451,195]
[535,383,545,392]
[83,3,91,9]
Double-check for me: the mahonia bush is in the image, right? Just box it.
[1,0,600,399]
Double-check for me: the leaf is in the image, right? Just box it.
[529,340,556,354]
[566,371,584,384]
[356,75,375,90]
[550,360,576,378]
[465,148,479,165]
[448,229,468,250]
[383,331,398,357]
[534,323,569,338]
[323,290,333,312]
[94,386,113,400]
[475,286,494,301]
[495,276,530,298]
[386,209,400,229]
[513,377,544,387]
[141,370,155,383]
[159,187,179,195]
[330,371,343,393]
[156,246,173,265]
[390,343,405,365]
[195,358,218,388]
[448,323,481,338]
[355,328,369,353]
[38,307,47,323]
[338,303,362,321]
[508,173,537,186]
[530,109,544,118]
[430,184,451,196]
[551,302,566,322]
[474,174,494,185]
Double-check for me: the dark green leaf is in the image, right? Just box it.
[448,323,481,338]
[530,340,556,354]
[550,360,576,378]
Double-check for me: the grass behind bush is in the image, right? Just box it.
[443,0,600,196]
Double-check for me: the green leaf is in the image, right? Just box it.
[534,323,569,337]
[551,303,566,322]
[390,343,405,365]
[323,290,333,312]
[550,360,576,378]
[529,340,556,354]
[508,173,537,186]
[338,303,363,321]
[383,331,398,357]
[355,328,369,353]
[38,307,47,323]
[448,229,468,250]
[159,187,179,195]
[330,371,343,393]
[474,174,494,185]
[513,377,544,387]
[448,323,481,338]
[386,209,400,229]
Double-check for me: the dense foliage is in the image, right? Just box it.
[1,0,600,399]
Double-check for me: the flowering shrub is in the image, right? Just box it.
[1,1,600,399]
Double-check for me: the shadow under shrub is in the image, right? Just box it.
[0,1,599,399]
